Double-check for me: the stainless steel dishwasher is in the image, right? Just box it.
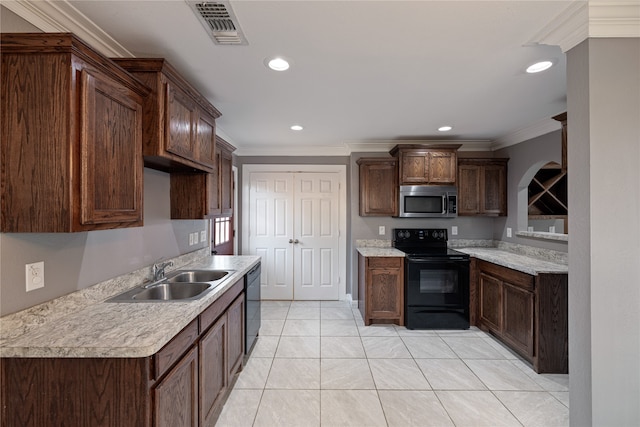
[245,263,261,354]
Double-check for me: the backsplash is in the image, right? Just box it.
[496,241,568,264]
[0,248,210,343]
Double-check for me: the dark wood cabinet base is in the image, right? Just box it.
[474,259,568,374]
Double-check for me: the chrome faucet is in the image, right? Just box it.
[152,261,173,281]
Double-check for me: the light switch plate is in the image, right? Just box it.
[200,230,207,242]
[378,226,385,235]
[506,227,512,238]
[451,226,458,236]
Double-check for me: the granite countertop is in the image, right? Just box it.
[0,255,260,358]
[457,247,568,275]
[356,247,405,257]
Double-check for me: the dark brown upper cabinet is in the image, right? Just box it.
[458,158,508,217]
[356,157,398,216]
[390,144,461,185]
[113,58,221,173]
[170,136,236,219]
[1,33,149,232]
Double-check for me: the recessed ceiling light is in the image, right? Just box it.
[267,57,290,71]
[438,126,453,132]
[290,125,303,131]
[526,61,553,73]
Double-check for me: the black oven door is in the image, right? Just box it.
[405,257,470,329]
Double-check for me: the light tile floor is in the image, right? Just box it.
[217,300,569,427]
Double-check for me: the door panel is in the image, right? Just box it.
[248,172,340,300]
[249,173,294,299]
[293,173,340,300]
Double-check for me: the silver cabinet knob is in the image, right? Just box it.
[288,239,300,244]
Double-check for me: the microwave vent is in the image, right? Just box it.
[189,1,248,45]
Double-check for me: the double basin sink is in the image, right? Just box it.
[107,269,234,302]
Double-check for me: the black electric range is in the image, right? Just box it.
[393,228,470,329]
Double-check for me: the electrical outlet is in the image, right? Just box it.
[26,261,45,292]
[506,227,512,238]
[549,226,556,233]
[378,226,385,236]
[451,226,458,236]
[200,230,207,243]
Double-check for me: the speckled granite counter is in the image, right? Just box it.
[457,248,567,275]
[0,255,260,358]
[356,247,405,257]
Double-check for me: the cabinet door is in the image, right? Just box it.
[79,68,143,227]
[482,164,507,216]
[208,168,222,216]
[428,151,457,184]
[358,159,398,216]
[165,82,196,161]
[154,346,198,427]
[479,273,502,333]
[220,148,234,216]
[400,152,428,184]
[502,282,534,357]
[227,294,245,378]
[200,315,228,427]
[367,265,403,320]
[196,110,216,168]
[458,164,481,215]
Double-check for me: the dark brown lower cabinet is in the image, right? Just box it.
[358,254,404,326]
[155,346,199,427]
[200,314,228,427]
[1,278,245,427]
[475,259,567,373]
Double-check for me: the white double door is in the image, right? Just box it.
[247,170,342,300]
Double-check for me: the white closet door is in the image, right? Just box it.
[293,173,340,300]
[247,171,341,300]
[248,172,294,300]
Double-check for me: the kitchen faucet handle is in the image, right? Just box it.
[152,260,174,281]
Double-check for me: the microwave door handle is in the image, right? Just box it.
[442,194,447,214]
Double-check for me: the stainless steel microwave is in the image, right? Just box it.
[398,185,458,218]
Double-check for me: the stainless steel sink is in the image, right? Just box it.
[132,282,211,301]
[106,269,235,302]
[166,270,229,283]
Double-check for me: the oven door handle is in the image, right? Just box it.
[407,257,469,264]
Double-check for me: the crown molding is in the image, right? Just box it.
[492,118,562,151]
[528,1,640,52]
[589,1,640,38]
[1,0,133,58]
[233,144,352,157]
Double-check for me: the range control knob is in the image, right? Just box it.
[432,231,438,238]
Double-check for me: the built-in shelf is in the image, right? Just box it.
[528,162,567,217]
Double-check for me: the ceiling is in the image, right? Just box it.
[52,1,573,154]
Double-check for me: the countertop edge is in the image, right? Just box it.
[457,248,568,275]
[0,255,261,358]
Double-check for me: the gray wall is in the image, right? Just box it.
[0,169,210,315]
[494,130,568,253]
[567,38,640,426]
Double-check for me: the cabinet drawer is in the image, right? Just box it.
[200,278,244,333]
[367,257,403,269]
[154,319,198,380]
[478,260,534,290]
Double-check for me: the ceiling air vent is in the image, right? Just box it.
[188,1,248,45]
